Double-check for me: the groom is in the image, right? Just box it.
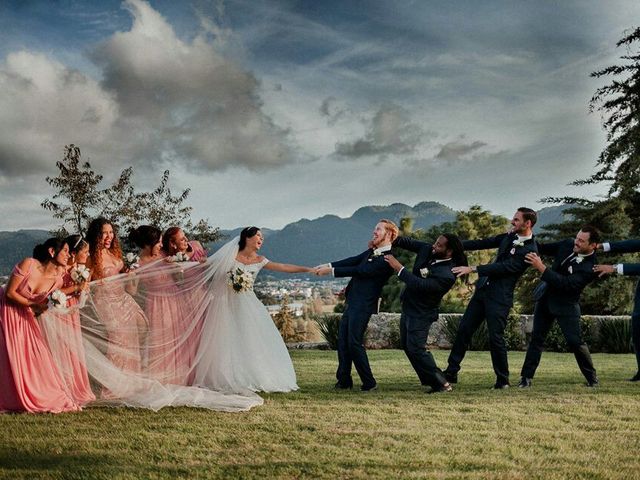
[315,219,398,391]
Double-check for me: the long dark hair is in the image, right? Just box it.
[86,217,122,280]
[129,225,162,249]
[238,226,260,251]
[33,237,68,264]
[443,233,467,268]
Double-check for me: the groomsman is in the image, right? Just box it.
[519,226,600,388]
[594,237,640,381]
[385,234,467,393]
[316,220,398,391]
[444,207,538,389]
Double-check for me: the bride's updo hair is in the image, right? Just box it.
[238,226,260,250]
[129,225,161,249]
[33,237,68,264]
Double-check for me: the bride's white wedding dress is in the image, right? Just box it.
[194,238,298,393]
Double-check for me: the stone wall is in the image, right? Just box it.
[364,313,632,350]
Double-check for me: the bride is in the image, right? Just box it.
[194,227,312,393]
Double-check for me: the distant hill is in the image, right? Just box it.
[0,229,50,276]
[0,203,569,276]
[214,202,458,273]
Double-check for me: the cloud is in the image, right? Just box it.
[0,0,293,178]
[0,50,119,176]
[334,104,425,159]
[319,96,350,125]
[89,0,292,171]
[434,138,488,164]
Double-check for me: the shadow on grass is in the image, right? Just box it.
[0,450,190,478]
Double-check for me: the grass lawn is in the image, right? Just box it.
[1,350,640,479]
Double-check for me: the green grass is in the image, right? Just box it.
[2,350,640,479]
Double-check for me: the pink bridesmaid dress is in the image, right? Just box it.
[183,241,208,383]
[93,258,144,377]
[0,259,80,413]
[188,241,207,262]
[48,270,95,404]
[141,264,191,385]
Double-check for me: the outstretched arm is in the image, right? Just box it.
[264,261,313,273]
[603,239,640,254]
[393,236,431,254]
[462,233,506,251]
[535,240,565,256]
[594,263,640,277]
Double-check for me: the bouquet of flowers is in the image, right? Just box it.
[47,289,68,310]
[171,252,190,262]
[227,267,254,293]
[70,264,90,284]
[124,252,140,270]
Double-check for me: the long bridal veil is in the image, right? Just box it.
[38,236,264,412]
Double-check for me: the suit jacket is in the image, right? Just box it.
[621,264,640,276]
[535,239,598,316]
[331,249,394,315]
[463,232,537,306]
[394,236,456,318]
[607,239,640,254]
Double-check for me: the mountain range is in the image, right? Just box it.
[0,202,568,277]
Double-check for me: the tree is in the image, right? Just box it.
[42,145,220,243]
[41,145,103,237]
[540,27,640,314]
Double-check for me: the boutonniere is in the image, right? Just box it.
[573,256,584,264]
[419,267,429,278]
[510,247,516,255]
[371,250,383,258]
[568,266,573,274]
[512,239,525,248]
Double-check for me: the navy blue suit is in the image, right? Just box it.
[605,239,640,371]
[331,248,394,388]
[394,237,456,389]
[521,240,598,382]
[446,232,537,386]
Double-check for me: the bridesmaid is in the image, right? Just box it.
[86,218,146,377]
[43,235,95,405]
[0,238,79,413]
[129,225,190,384]
[161,227,208,384]
[162,227,207,262]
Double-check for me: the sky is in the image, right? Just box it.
[0,0,638,231]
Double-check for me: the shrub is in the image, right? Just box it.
[505,314,526,350]
[315,314,341,350]
[440,314,490,351]
[597,317,633,353]
[542,316,598,353]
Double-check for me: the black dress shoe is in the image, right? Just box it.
[427,383,453,394]
[360,383,378,392]
[443,371,458,384]
[518,377,532,388]
[334,382,353,390]
[492,383,510,390]
[585,379,599,388]
[629,372,640,382]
